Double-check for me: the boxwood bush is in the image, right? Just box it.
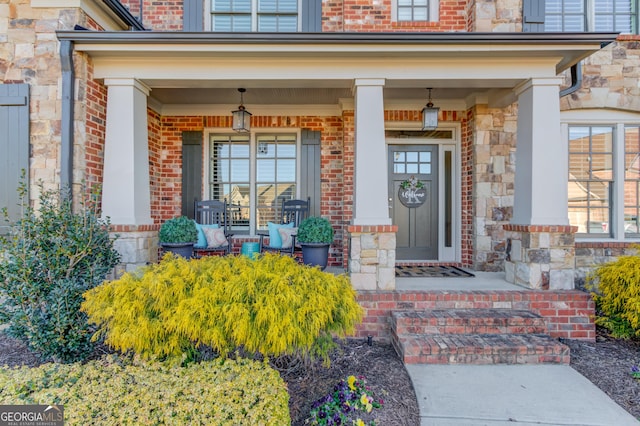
[0,355,289,425]
[82,253,363,364]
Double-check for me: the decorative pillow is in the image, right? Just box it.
[194,222,219,248]
[278,227,298,249]
[203,227,228,248]
[267,222,294,248]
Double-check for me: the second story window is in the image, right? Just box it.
[544,0,638,33]
[211,0,299,32]
[397,0,429,21]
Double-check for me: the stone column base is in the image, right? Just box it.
[108,224,160,278]
[504,224,577,290]
[348,225,397,290]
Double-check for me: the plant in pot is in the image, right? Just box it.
[159,216,198,259]
[296,216,334,270]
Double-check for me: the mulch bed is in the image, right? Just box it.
[561,327,640,420]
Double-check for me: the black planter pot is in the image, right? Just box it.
[161,243,195,259]
[300,243,330,270]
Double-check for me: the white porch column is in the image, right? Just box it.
[102,78,152,225]
[512,77,568,226]
[353,78,391,225]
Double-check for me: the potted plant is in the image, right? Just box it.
[297,216,334,270]
[159,216,198,258]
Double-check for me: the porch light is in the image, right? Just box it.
[421,88,439,131]
[232,88,252,132]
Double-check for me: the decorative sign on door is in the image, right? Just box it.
[398,176,426,207]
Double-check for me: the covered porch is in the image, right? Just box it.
[57,31,617,289]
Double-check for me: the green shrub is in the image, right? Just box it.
[587,253,640,339]
[0,181,120,363]
[297,216,334,244]
[159,216,198,244]
[82,253,363,364]
[0,355,289,425]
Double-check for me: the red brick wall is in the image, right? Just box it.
[356,290,596,342]
[121,0,471,32]
[462,108,474,266]
[323,0,469,32]
[84,66,107,190]
[148,108,162,223]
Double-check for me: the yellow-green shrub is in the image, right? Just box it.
[81,253,363,363]
[0,356,289,425]
[587,253,640,338]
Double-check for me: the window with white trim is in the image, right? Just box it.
[545,0,638,33]
[392,0,439,22]
[568,124,640,238]
[210,0,299,31]
[209,133,298,234]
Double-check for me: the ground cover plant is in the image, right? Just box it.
[0,354,289,424]
[0,181,120,363]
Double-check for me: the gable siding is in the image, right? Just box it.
[0,84,30,234]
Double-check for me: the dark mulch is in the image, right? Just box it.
[0,332,420,425]
[561,327,640,420]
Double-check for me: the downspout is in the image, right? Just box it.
[559,62,582,97]
[59,40,74,194]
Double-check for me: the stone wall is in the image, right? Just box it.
[472,104,517,271]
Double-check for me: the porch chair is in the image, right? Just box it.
[193,199,233,257]
[259,197,310,255]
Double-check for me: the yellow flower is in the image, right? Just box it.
[348,375,357,391]
[366,403,373,413]
[355,420,365,426]
[360,394,369,405]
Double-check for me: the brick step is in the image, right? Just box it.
[394,333,570,365]
[392,309,548,335]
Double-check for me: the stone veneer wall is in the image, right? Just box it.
[472,104,518,271]
[356,289,595,342]
[348,225,398,290]
[574,242,638,290]
[109,224,160,277]
[1,2,103,200]
[504,225,577,290]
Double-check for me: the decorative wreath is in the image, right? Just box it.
[400,176,425,190]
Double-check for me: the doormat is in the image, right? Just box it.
[395,265,475,278]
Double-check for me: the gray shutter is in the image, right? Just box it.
[0,84,29,235]
[301,129,321,217]
[183,0,204,31]
[301,0,322,32]
[523,0,546,32]
[182,131,203,219]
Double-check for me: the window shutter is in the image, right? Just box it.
[301,129,321,217]
[301,0,322,32]
[183,0,204,31]
[523,0,546,32]
[182,131,203,219]
[0,84,29,235]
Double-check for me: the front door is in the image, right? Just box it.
[388,145,438,260]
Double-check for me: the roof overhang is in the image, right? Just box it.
[56,31,618,112]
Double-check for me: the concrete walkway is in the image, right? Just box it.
[406,364,638,425]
